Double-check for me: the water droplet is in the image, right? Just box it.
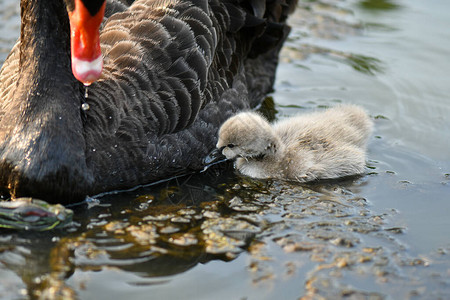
[84,86,89,99]
[81,103,90,111]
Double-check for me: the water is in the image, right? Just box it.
[1,0,450,299]
[279,0,450,255]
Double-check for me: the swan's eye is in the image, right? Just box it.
[227,144,235,149]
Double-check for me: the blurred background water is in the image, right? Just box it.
[0,0,449,299]
[278,0,450,255]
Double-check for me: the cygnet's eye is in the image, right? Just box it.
[227,144,235,149]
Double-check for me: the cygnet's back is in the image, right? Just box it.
[274,104,373,181]
[274,104,372,150]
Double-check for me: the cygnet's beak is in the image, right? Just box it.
[203,146,226,165]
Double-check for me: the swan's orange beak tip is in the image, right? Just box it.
[68,0,105,84]
[71,55,103,85]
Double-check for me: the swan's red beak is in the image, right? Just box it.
[68,0,106,85]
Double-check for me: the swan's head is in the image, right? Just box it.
[65,0,106,85]
[217,112,277,160]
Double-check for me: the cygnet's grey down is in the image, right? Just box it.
[216,105,373,182]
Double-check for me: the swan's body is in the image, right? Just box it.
[216,105,373,182]
[0,0,297,203]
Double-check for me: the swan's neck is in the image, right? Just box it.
[19,0,71,71]
[11,0,81,124]
[0,0,92,202]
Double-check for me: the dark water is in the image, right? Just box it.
[1,0,450,299]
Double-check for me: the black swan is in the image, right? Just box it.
[0,0,297,203]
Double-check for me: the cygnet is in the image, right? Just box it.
[216,104,373,182]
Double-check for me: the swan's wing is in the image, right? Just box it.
[0,42,20,120]
[89,0,296,137]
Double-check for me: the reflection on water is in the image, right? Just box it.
[2,166,449,299]
[283,44,384,75]
[358,0,400,11]
[0,199,73,231]
[1,0,450,299]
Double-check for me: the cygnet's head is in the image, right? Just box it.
[217,112,277,160]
